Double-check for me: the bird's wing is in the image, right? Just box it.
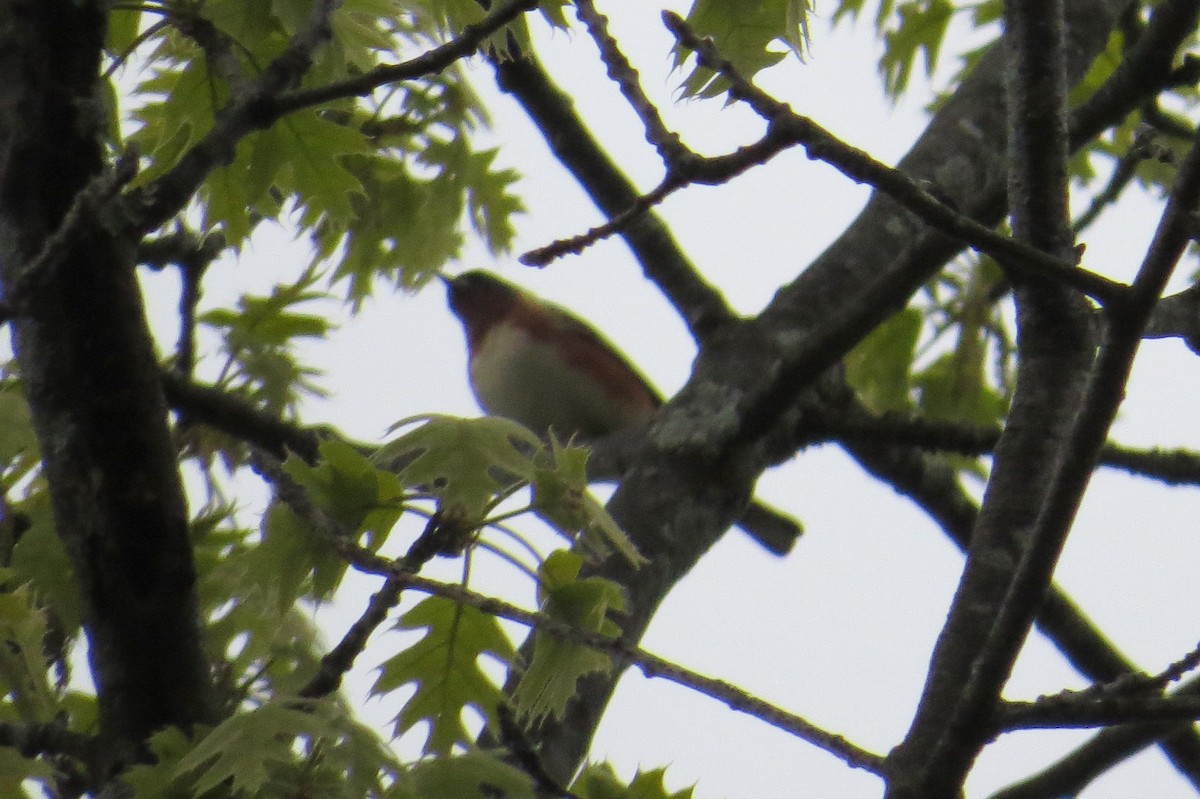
[513,297,662,412]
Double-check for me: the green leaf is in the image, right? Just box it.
[846,307,922,413]
[0,583,57,723]
[248,491,358,606]
[879,0,954,98]
[913,257,1008,428]
[532,439,645,566]
[206,0,289,57]
[330,137,523,304]
[105,7,143,56]
[273,112,370,229]
[123,726,200,799]
[831,0,870,25]
[201,289,330,350]
[373,596,515,755]
[284,438,403,540]
[512,552,625,724]
[574,764,696,799]
[1068,28,1125,108]
[334,0,411,70]
[0,745,54,798]
[0,381,39,485]
[131,57,223,183]
[914,351,1005,426]
[673,0,812,99]
[199,268,333,413]
[10,492,82,632]
[377,415,543,524]
[462,147,524,254]
[406,750,535,799]
[177,700,337,796]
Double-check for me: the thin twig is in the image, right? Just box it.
[660,11,1127,306]
[335,543,885,774]
[528,12,1130,306]
[251,450,441,700]
[269,0,542,117]
[803,408,1200,485]
[572,0,686,164]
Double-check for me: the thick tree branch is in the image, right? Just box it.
[0,0,219,768]
[970,67,1200,798]
[892,3,1200,793]
[887,4,1095,795]
[746,0,1200,449]
[501,0,1158,782]
[843,425,1200,789]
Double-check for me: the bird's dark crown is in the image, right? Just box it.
[443,271,522,336]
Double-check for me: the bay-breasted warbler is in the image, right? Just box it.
[443,270,800,555]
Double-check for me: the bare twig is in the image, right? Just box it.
[269,0,542,116]
[528,11,1130,306]
[489,51,735,337]
[999,693,1200,730]
[804,408,1200,485]
[572,0,686,164]
[988,676,1200,799]
[251,450,440,700]
[350,559,887,774]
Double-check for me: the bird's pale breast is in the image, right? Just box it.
[470,323,652,437]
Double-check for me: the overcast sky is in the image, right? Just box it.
[124,4,1200,797]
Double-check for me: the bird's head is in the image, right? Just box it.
[441,271,523,349]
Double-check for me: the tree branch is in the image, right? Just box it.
[489,50,735,339]
[505,0,1155,782]
[988,677,1200,799]
[524,11,1129,309]
[0,0,220,768]
[885,0,1096,793]
[161,372,323,463]
[122,0,342,234]
[841,404,1200,790]
[338,548,887,774]
[268,0,543,116]
[806,407,1200,485]
[891,3,1200,792]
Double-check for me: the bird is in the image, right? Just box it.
[441,270,801,556]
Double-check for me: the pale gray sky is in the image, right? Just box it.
[126,4,1200,797]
